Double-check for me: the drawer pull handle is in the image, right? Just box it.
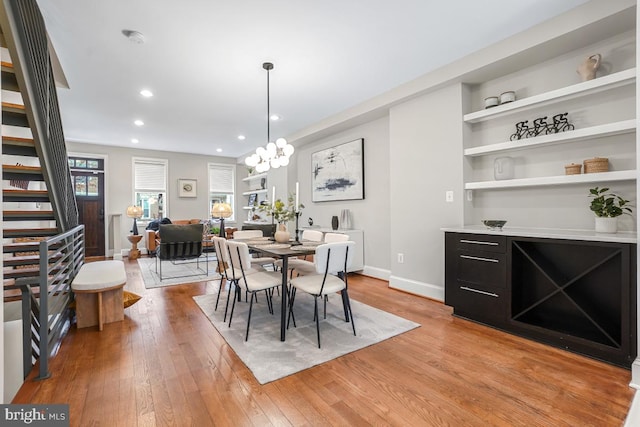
[460,254,499,263]
[460,286,499,298]
[460,239,499,246]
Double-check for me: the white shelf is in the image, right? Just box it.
[242,206,258,210]
[242,172,268,182]
[242,189,268,196]
[463,68,636,123]
[465,170,636,190]
[464,120,636,157]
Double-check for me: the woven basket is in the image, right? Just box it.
[564,163,582,175]
[583,157,609,173]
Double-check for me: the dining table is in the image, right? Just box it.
[243,240,318,341]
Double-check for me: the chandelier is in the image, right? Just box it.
[245,62,294,173]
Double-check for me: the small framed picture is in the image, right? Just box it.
[247,193,257,207]
[178,179,197,198]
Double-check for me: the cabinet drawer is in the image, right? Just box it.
[449,284,506,324]
[455,250,506,289]
[453,233,506,254]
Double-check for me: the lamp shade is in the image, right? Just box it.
[211,202,233,218]
[126,205,143,218]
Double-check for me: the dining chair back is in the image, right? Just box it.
[226,240,282,340]
[288,241,356,348]
[301,229,323,242]
[233,229,263,239]
[323,232,349,243]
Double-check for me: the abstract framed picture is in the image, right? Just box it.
[178,179,197,198]
[312,138,364,202]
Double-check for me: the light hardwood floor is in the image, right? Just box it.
[14,258,635,426]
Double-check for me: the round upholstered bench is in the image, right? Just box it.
[71,260,127,331]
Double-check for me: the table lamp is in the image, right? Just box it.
[126,205,143,235]
[211,202,233,238]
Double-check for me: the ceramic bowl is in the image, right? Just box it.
[482,220,507,230]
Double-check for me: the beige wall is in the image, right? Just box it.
[67,141,236,255]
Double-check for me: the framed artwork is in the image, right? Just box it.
[247,193,258,207]
[311,138,364,202]
[178,179,197,198]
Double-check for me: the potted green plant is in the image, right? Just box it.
[588,187,632,233]
[259,194,304,242]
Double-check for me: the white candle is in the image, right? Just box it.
[295,182,299,212]
[272,186,276,208]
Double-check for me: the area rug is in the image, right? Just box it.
[137,256,220,288]
[193,291,420,384]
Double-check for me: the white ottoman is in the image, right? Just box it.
[71,260,126,331]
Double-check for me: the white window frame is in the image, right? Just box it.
[132,157,169,221]
[208,162,236,222]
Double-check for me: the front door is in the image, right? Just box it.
[69,157,105,257]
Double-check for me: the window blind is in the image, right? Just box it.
[134,160,166,190]
[209,164,234,193]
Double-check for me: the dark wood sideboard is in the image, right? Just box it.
[444,231,637,368]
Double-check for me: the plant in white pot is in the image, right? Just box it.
[588,187,632,233]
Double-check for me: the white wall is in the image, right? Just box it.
[66,142,237,254]
[293,117,390,278]
[388,84,465,300]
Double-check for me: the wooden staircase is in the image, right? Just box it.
[0,0,84,382]
[2,56,60,302]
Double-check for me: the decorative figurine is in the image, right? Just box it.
[577,54,601,81]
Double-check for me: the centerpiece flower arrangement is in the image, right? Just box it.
[259,194,304,242]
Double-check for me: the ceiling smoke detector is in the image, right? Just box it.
[122,29,145,44]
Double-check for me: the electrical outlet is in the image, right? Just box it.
[397,253,404,264]
[445,191,454,202]
[466,190,473,201]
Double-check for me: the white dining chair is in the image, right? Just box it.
[291,231,350,276]
[275,229,324,276]
[323,232,349,243]
[287,241,356,348]
[225,240,283,341]
[232,229,277,273]
[212,236,264,321]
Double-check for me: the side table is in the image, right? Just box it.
[127,234,143,260]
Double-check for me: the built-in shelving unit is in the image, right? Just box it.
[464,119,636,157]
[463,68,636,123]
[242,189,267,196]
[464,62,636,192]
[465,170,636,190]
[241,172,267,182]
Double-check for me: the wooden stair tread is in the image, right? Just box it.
[3,210,54,215]
[1,61,13,71]
[4,228,58,233]
[2,101,25,110]
[2,164,41,173]
[3,189,48,195]
[2,135,34,146]
[3,253,62,266]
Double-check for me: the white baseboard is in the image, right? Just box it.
[631,358,640,389]
[389,275,444,301]
[360,266,390,281]
[624,391,640,426]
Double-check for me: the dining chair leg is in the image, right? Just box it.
[287,287,297,329]
[215,277,225,311]
[323,295,328,319]
[245,292,256,341]
[228,286,240,327]
[314,296,321,348]
[340,290,350,322]
[343,289,356,336]
[223,280,236,322]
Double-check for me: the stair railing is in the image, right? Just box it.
[20,225,84,380]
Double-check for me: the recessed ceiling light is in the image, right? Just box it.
[134,119,144,126]
[237,135,246,141]
[270,114,281,121]
[216,148,222,153]
[140,89,153,98]
[131,138,139,144]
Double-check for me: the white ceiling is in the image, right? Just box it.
[36,0,588,159]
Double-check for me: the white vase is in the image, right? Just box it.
[595,217,617,233]
[274,224,290,243]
